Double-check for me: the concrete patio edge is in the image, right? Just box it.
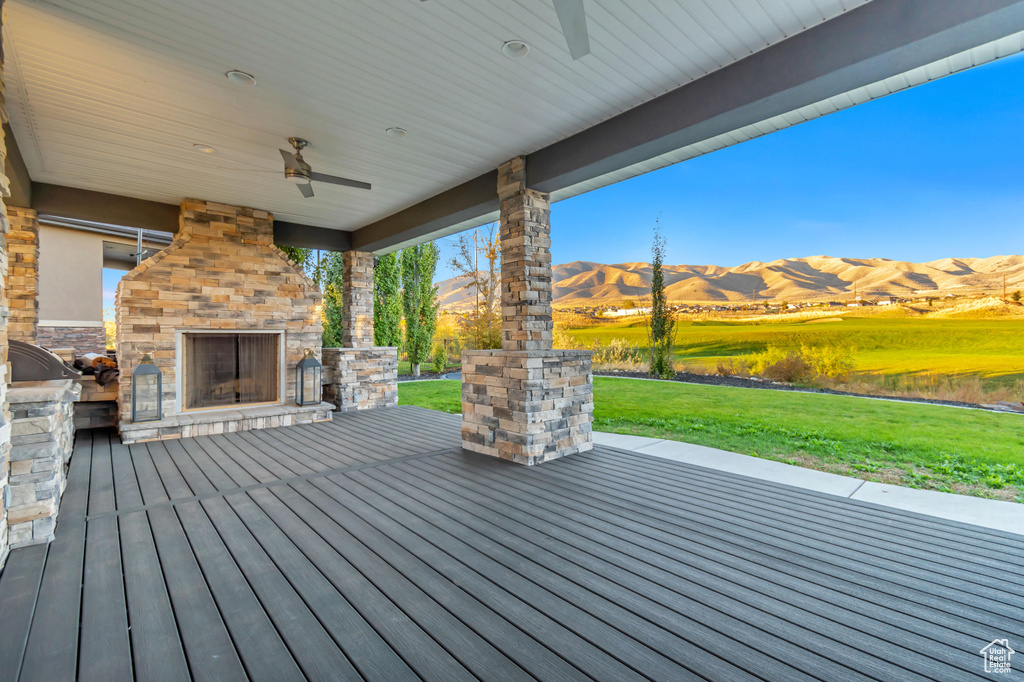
[593,431,1024,537]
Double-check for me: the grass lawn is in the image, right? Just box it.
[565,316,1024,385]
[397,360,460,375]
[399,376,1024,502]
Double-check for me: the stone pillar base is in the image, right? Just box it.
[461,349,593,466]
[322,347,399,412]
[8,380,81,549]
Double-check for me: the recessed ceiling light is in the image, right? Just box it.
[502,40,530,59]
[192,143,216,154]
[225,69,257,86]
[386,127,408,138]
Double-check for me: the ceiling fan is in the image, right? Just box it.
[552,0,590,60]
[279,137,372,198]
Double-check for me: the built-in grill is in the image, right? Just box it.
[9,340,81,382]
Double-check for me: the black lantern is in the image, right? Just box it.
[131,344,162,422]
[296,348,322,406]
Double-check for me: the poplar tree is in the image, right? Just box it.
[401,242,440,376]
[647,220,676,378]
[373,253,403,347]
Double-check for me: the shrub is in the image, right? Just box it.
[431,343,447,374]
[801,343,855,379]
[747,343,854,382]
[593,338,645,368]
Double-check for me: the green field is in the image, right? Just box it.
[399,377,1024,501]
[564,315,1024,384]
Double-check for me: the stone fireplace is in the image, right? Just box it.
[116,200,331,443]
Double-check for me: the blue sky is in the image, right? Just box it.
[104,50,1024,309]
[436,50,1024,280]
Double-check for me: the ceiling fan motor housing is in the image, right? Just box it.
[285,153,312,183]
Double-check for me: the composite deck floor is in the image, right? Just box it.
[0,406,1021,681]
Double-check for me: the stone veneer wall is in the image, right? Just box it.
[116,200,322,432]
[461,157,594,465]
[7,380,79,548]
[322,347,398,412]
[6,207,38,344]
[38,325,106,353]
[0,40,15,569]
[461,350,593,465]
[342,250,375,348]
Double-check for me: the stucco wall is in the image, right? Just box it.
[38,223,104,326]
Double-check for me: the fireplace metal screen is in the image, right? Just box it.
[182,333,279,410]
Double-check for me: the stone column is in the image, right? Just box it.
[342,250,375,348]
[0,28,13,568]
[461,157,593,466]
[6,206,38,344]
[321,250,399,412]
[498,157,554,351]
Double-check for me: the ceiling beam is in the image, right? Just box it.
[350,0,1024,252]
[352,170,498,253]
[32,182,180,233]
[4,123,32,208]
[273,221,351,251]
[31,182,351,250]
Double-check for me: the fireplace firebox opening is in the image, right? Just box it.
[178,331,284,411]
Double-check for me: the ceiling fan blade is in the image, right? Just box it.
[553,0,590,60]
[297,182,314,198]
[280,148,302,171]
[310,171,372,191]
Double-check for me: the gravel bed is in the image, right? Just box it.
[594,370,988,410]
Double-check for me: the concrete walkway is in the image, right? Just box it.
[594,431,1024,537]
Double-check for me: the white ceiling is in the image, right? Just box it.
[2,0,869,232]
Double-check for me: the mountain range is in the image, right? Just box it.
[436,255,1024,309]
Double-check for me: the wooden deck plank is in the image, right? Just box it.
[160,439,217,497]
[87,429,115,516]
[206,433,282,483]
[262,421,387,466]
[118,511,191,682]
[247,427,366,470]
[186,436,261,488]
[539,450,1024,623]
[576,451,1023,580]
[128,442,170,506]
[175,500,305,681]
[533,450,1024,631]
[78,516,133,681]
[147,506,247,682]
[18,430,92,682]
[293,476,645,682]
[5,408,1023,682]
[198,496,364,682]
[415,455,983,680]
[231,430,322,475]
[170,438,237,491]
[609,446,1024,547]
[0,544,47,681]
[350,464,816,682]
[109,435,143,511]
[454,448,1000,646]
[266,483,536,682]
[218,491,415,682]
[236,488,478,682]
[146,442,195,501]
